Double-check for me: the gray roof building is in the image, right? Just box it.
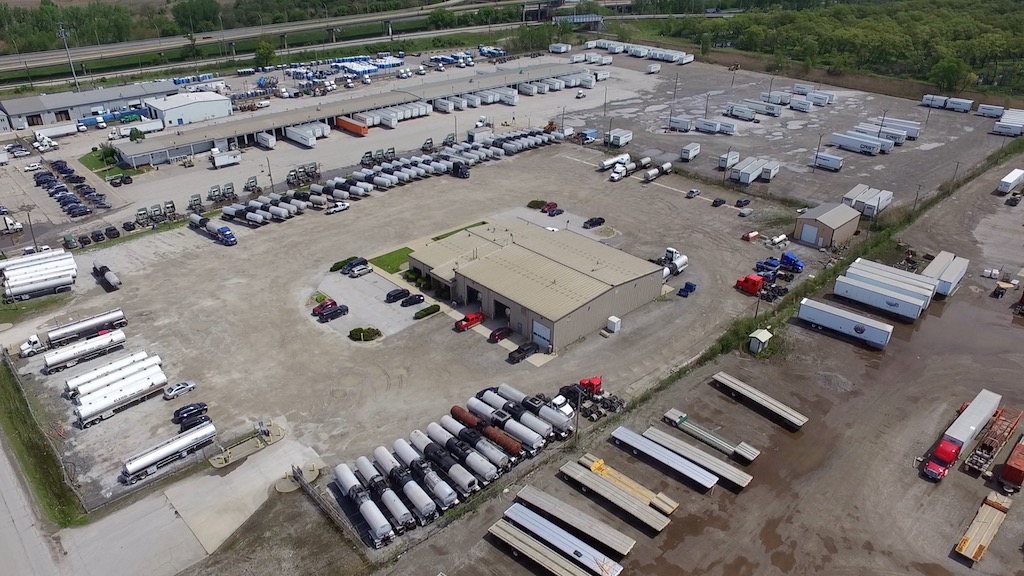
[0,83,179,117]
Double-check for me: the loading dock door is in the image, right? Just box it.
[799,223,818,244]
[531,320,551,348]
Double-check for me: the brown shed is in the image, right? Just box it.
[794,203,860,248]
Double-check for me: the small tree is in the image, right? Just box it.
[181,33,201,61]
[427,8,456,30]
[97,143,118,165]
[700,33,711,57]
[254,40,276,69]
[128,128,145,142]
[929,56,973,93]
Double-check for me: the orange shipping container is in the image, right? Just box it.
[335,116,368,136]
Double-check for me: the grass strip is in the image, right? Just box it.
[369,247,413,273]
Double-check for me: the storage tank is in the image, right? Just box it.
[267,206,291,220]
[64,351,148,394]
[451,405,522,456]
[481,391,552,437]
[71,356,163,397]
[440,415,510,469]
[409,430,477,493]
[426,422,498,481]
[355,456,413,528]
[373,446,436,520]
[0,249,67,272]
[307,195,327,207]
[467,398,544,451]
[495,383,571,432]
[334,463,394,543]
[393,438,458,508]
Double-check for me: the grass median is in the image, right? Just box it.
[369,247,413,274]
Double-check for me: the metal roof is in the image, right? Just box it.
[120,63,580,158]
[144,92,230,111]
[451,218,660,321]
[411,228,504,282]
[0,82,179,116]
[798,202,860,229]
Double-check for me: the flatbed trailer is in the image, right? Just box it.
[516,485,636,556]
[488,519,590,576]
[578,453,679,514]
[504,503,623,576]
[663,408,761,461]
[965,406,1022,475]
[643,427,753,488]
[558,462,670,532]
[610,427,719,490]
[711,371,809,429]
[955,491,1011,563]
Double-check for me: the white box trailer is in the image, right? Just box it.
[680,143,700,161]
[813,152,843,171]
[462,93,481,107]
[946,98,974,113]
[831,133,881,155]
[844,268,933,309]
[994,122,1024,136]
[790,99,813,112]
[285,126,315,148]
[255,132,276,149]
[761,161,781,181]
[873,117,921,139]
[725,104,756,121]
[850,259,939,294]
[448,96,467,109]
[729,157,758,180]
[742,99,783,116]
[793,83,814,95]
[978,104,1004,118]
[719,151,739,169]
[548,43,571,53]
[853,188,882,212]
[997,169,1024,194]
[736,159,769,185]
[921,251,955,279]
[936,257,969,296]
[669,116,691,132]
[718,121,737,135]
[761,91,792,105]
[862,189,893,217]
[434,99,454,113]
[646,64,661,74]
[694,118,721,134]
[797,298,893,349]
[834,275,925,321]
[843,184,871,207]
[530,82,549,94]
[922,94,949,108]
[807,92,831,106]
[854,123,907,145]
[845,131,894,153]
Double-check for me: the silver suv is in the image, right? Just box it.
[348,264,372,278]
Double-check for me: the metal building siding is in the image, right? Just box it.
[831,215,860,245]
[551,269,663,347]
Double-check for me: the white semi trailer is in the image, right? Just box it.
[121,422,217,484]
[20,308,127,357]
[43,329,126,374]
[75,370,167,427]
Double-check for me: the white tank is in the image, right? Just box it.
[393,439,458,508]
[332,189,350,201]
[467,397,496,421]
[307,195,327,207]
[440,415,510,469]
[0,249,67,271]
[425,422,497,480]
[409,430,477,492]
[497,383,527,404]
[373,446,436,519]
[43,329,125,371]
[333,463,393,542]
[355,456,413,527]
[64,351,148,393]
[73,358,162,398]
[286,199,307,212]
[482,390,553,437]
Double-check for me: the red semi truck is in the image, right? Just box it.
[924,390,1001,481]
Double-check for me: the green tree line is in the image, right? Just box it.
[0,0,446,55]
[657,0,1024,93]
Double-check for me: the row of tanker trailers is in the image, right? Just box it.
[331,383,574,548]
[0,248,79,303]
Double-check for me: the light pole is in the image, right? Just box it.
[265,157,275,193]
[877,109,888,138]
[258,14,265,36]
[560,106,566,132]
[57,23,80,92]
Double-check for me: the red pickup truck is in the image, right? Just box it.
[455,312,485,332]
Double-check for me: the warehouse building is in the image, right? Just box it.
[0,83,179,132]
[409,219,663,351]
[144,92,232,127]
[794,203,861,248]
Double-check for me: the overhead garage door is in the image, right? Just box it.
[531,320,551,349]
[799,223,819,244]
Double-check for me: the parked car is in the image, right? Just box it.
[90,230,105,242]
[68,206,92,218]
[65,175,86,183]
[348,264,372,278]
[582,217,605,229]
[172,402,208,423]
[325,201,350,214]
[712,198,726,207]
[686,188,701,198]
[339,257,368,275]
[78,235,91,246]
[0,205,8,215]
[455,312,485,332]
[179,414,211,433]
[104,226,120,239]
[400,294,424,307]
[488,326,513,343]
[163,380,196,400]
[13,150,30,158]
[735,198,751,208]
[62,235,79,249]
[548,208,565,217]
[109,176,122,187]
[318,304,349,322]
[386,288,411,303]
[23,163,41,172]
[508,341,541,364]
[312,298,337,315]
[122,221,136,231]
[121,175,133,185]
[540,202,557,213]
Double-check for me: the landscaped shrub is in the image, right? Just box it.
[314,293,327,303]
[349,327,383,341]
[527,200,547,209]
[330,256,358,272]
[414,304,441,320]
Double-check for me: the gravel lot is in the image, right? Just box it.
[3,51,1020,576]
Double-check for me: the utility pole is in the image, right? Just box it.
[704,92,710,119]
[265,157,275,193]
[877,109,888,138]
[57,23,80,92]
[952,160,961,183]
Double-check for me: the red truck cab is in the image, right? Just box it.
[455,312,485,332]
[924,440,961,480]
[735,274,764,296]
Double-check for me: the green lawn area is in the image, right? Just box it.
[77,151,146,178]
[0,361,86,526]
[0,293,69,325]
[370,247,413,274]
[431,221,487,242]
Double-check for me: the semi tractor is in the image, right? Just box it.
[334,463,395,548]
[652,247,689,280]
[354,456,416,533]
[20,308,127,357]
[43,329,126,374]
[372,446,437,524]
[924,389,1001,481]
[92,260,122,290]
[121,422,217,484]
[188,214,237,246]
[209,149,242,169]
[392,438,459,509]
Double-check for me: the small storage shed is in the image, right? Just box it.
[794,203,860,248]
[748,329,773,354]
